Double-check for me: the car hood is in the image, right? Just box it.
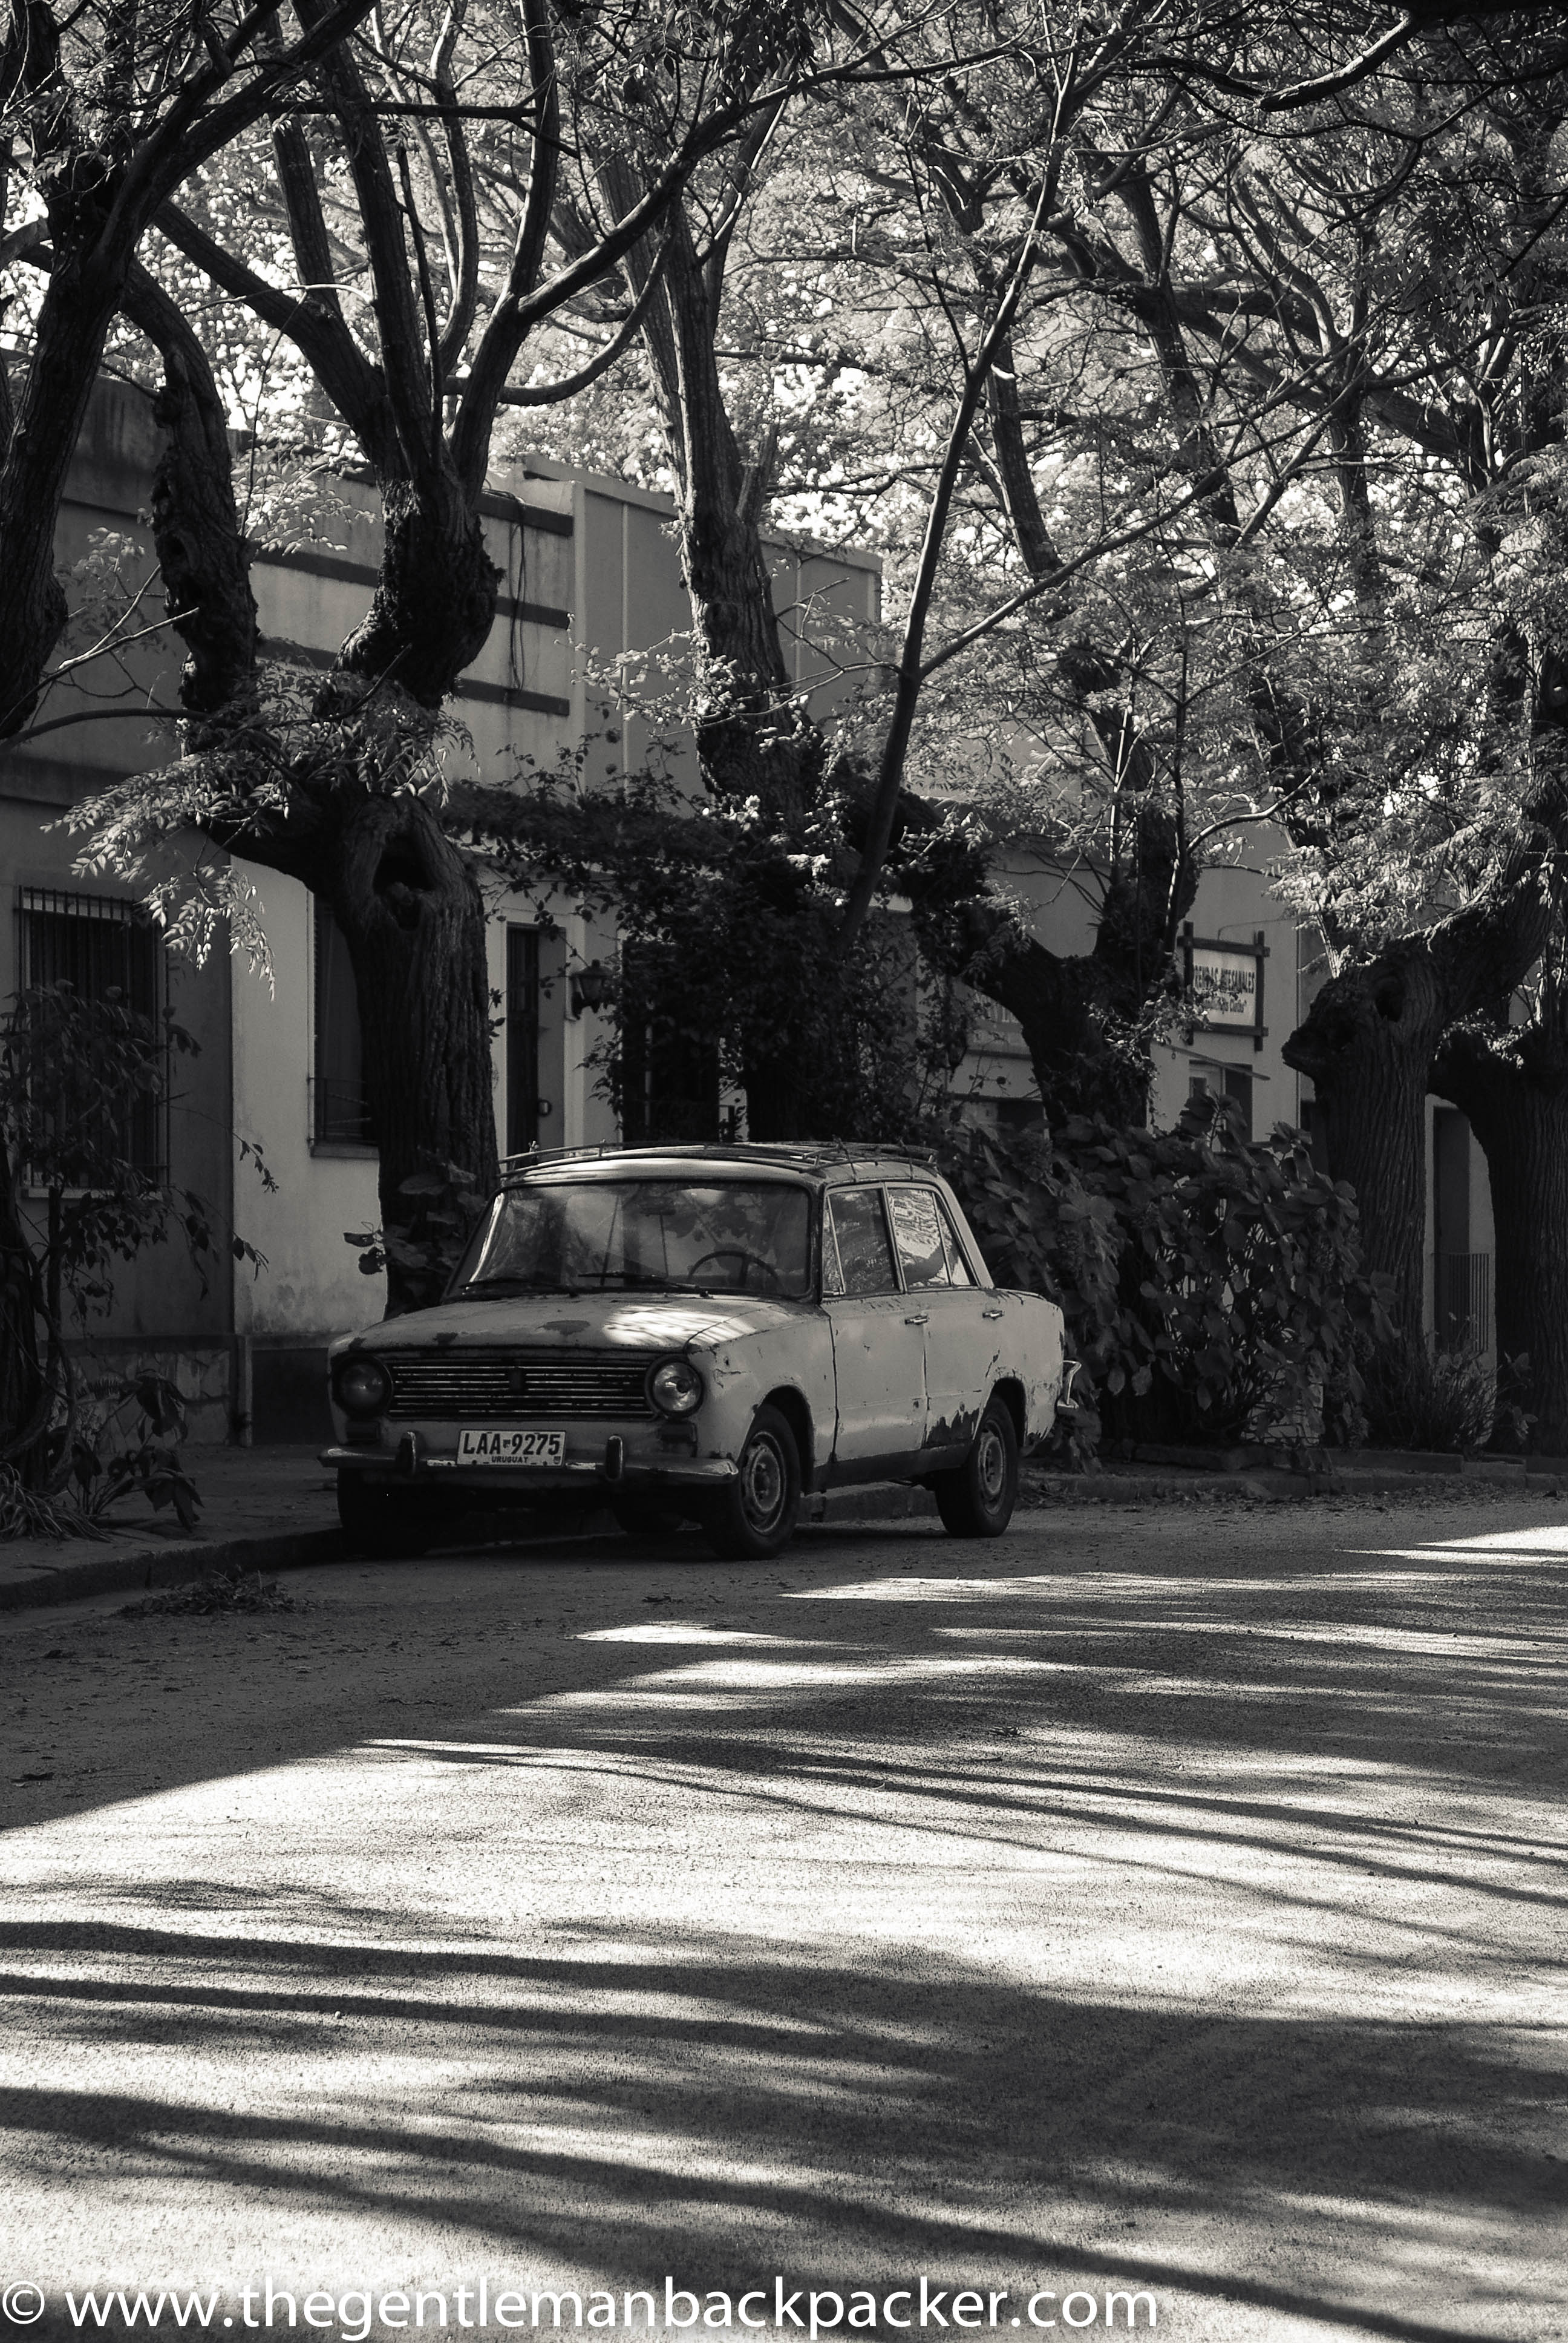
[335,1291,810,1357]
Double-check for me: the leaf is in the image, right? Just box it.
[381,1236,430,1268]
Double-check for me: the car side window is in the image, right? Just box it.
[827,1187,900,1296]
[935,1197,976,1287]
[820,1203,845,1296]
[888,1185,964,1290]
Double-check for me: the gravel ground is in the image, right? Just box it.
[0,1490,1564,2343]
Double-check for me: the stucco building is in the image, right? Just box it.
[0,381,881,1437]
[2,382,1496,1447]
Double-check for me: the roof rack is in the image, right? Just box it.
[499,1143,624,1171]
[498,1138,942,1180]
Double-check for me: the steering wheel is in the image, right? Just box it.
[690,1248,782,1294]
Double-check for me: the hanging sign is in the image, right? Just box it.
[1182,929,1267,1044]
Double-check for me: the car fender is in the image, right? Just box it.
[685,1312,836,1478]
[990,1291,1067,1449]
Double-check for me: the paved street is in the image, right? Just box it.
[1,1494,1564,2343]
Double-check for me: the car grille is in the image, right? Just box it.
[383,1349,654,1420]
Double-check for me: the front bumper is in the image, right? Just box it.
[321,1437,738,1493]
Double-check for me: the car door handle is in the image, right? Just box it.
[982,1308,1004,1320]
[904,1312,929,1326]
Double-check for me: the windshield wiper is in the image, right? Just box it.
[451,1277,582,1298]
[576,1273,700,1292]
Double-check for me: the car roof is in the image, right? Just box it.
[501,1141,950,1190]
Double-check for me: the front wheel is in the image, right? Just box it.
[701,1404,801,1560]
[336,1472,441,1558]
[933,1397,1018,1538]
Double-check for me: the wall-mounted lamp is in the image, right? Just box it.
[569,960,614,1018]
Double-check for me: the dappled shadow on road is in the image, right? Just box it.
[2,1509,1566,2337]
[5,1508,1568,1832]
[0,1924,1559,2341]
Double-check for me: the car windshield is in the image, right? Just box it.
[452,1178,814,1300]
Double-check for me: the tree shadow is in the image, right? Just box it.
[2,1510,1565,2338]
[0,1933,1559,2341]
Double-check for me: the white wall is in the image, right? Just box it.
[1149,847,1302,1135]
[229,863,384,1340]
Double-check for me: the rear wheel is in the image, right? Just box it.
[933,1397,1018,1538]
[336,1472,442,1558]
[701,1404,801,1560]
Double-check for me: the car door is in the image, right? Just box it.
[885,1184,995,1466]
[822,1185,927,1476]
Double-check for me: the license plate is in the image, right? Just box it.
[456,1427,566,1466]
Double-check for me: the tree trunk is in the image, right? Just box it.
[1285,742,1568,1339]
[0,255,122,736]
[330,793,499,1314]
[1432,1027,1568,1453]
[133,354,503,1316]
[0,1140,47,1482]
[900,792,1196,1126]
[613,182,823,822]
[336,473,501,709]
[741,1047,810,1142]
[1282,947,1451,1332]
[135,272,260,718]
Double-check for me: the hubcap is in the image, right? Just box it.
[740,1431,786,1530]
[976,1423,1008,1507]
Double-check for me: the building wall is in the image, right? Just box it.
[0,387,882,1437]
[0,378,1495,1415]
[0,388,238,1432]
[953,833,1500,1360]
[953,843,1302,1139]
[1151,854,1301,1139]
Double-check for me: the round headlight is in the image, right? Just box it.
[648,1356,703,1417]
[335,1355,392,1416]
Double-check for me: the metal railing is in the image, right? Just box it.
[1432,1250,1492,1354]
[309,1075,376,1147]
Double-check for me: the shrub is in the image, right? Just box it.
[69,1374,202,1532]
[1,979,266,1495]
[944,1099,1391,1453]
[1360,1333,1496,1453]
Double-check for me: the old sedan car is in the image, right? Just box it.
[324,1142,1071,1560]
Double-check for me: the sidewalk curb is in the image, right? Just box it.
[1026,1467,1568,1506]
[0,1484,942,1614]
[4,1460,1561,1616]
[0,1525,350,1614]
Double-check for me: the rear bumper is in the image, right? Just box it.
[321,1439,738,1495]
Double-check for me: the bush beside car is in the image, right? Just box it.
[943,1101,1392,1457]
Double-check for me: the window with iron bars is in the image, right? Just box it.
[312,897,376,1147]
[15,886,167,1176]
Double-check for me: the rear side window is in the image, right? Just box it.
[825,1187,899,1296]
[936,1198,976,1286]
[888,1186,976,1289]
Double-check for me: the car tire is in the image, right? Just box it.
[701,1404,801,1560]
[933,1397,1018,1538]
[610,1499,688,1541]
[336,1472,440,1558]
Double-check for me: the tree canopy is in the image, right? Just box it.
[8,0,1568,1452]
